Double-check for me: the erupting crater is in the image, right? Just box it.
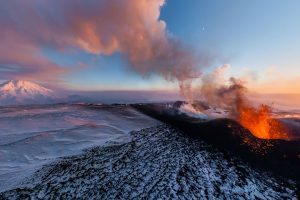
[237,103,288,140]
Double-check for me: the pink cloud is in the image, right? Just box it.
[0,0,211,91]
[0,29,68,81]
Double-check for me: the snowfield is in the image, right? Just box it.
[1,125,296,199]
[0,104,298,199]
[0,104,159,192]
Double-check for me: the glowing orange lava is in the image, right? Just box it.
[238,104,288,139]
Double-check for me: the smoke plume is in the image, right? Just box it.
[198,65,288,139]
[198,64,245,111]
[0,0,203,96]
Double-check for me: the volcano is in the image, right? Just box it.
[0,80,56,106]
[133,102,300,185]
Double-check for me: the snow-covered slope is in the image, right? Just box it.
[0,104,159,192]
[1,125,296,199]
[0,104,298,198]
[0,80,56,105]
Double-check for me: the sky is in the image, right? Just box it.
[0,0,299,93]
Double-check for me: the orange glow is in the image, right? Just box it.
[238,103,288,139]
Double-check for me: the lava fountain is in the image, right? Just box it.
[198,69,289,140]
[237,103,288,140]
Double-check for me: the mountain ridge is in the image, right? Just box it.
[0,80,56,105]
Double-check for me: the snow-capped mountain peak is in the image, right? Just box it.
[0,80,53,96]
[0,80,55,105]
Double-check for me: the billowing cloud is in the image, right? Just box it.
[0,29,68,81]
[0,0,205,88]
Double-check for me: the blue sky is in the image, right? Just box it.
[1,0,299,93]
[65,0,300,92]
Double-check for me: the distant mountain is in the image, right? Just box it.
[0,80,57,106]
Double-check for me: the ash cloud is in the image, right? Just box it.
[196,65,289,139]
[196,65,247,116]
[0,0,207,93]
[195,65,245,122]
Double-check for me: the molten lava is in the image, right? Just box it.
[238,104,288,139]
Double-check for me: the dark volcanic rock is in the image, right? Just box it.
[133,103,300,183]
[0,125,296,199]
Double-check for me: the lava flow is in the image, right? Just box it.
[237,103,288,140]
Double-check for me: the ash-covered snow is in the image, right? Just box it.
[0,125,297,199]
[178,103,208,119]
[0,103,298,199]
[0,104,159,192]
[178,102,229,120]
